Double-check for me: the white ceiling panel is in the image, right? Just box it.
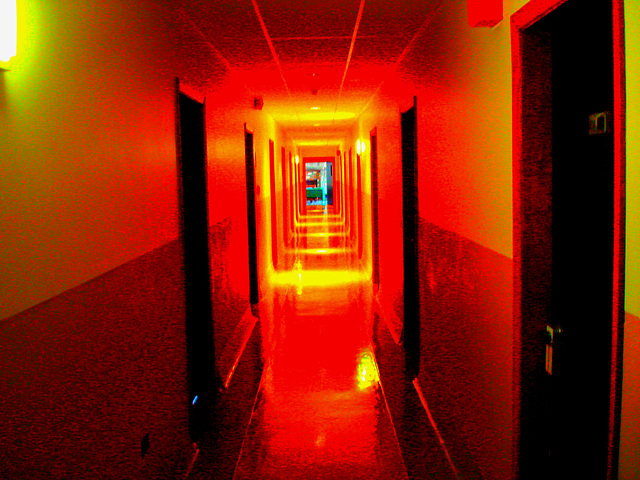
[179,0,443,141]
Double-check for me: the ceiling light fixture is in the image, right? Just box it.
[357,139,366,155]
[310,106,320,110]
[0,0,17,69]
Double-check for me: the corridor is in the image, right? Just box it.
[188,205,415,479]
[188,200,459,479]
[1,0,638,479]
[231,205,407,479]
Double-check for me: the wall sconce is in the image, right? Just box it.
[356,139,366,155]
[467,0,502,27]
[0,0,17,70]
[295,155,299,165]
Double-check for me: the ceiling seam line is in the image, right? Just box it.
[272,35,379,41]
[335,0,366,124]
[175,8,256,96]
[251,0,291,96]
[357,0,445,119]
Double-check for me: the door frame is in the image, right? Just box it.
[175,78,215,441]
[334,149,342,215]
[244,124,260,305]
[289,152,296,233]
[511,1,626,478]
[370,128,380,292]
[356,151,364,259]
[302,157,335,208]
[268,139,278,269]
[401,96,420,380]
[281,147,289,246]
[348,149,355,239]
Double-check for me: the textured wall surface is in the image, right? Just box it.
[417,219,512,480]
[0,219,251,479]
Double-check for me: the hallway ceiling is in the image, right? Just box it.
[180,0,443,143]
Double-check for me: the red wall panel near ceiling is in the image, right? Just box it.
[467,0,503,27]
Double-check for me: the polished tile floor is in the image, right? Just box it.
[232,205,408,479]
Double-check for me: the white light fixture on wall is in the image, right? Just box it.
[356,139,366,155]
[0,0,17,69]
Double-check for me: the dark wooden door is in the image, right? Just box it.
[512,1,623,477]
[177,89,215,441]
[244,125,259,305]
[401,97,419,380]
[548,2,614,477]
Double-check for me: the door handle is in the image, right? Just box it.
[545,325,563,375]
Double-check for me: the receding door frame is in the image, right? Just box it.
[356,151,364,259]
[289,152,296,232]
[281,147,289,246]
[244,124,259,305]
[511,1,626,478]
[303,157,334,209]
[401,96,420,380]
[370,128,380,292]
[268,140,278,269]
[348,149,355,240]
[175,78,215,441]
[334,150,342,215]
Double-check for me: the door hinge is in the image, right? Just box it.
[545,325,563,375]
[589,111,612,135]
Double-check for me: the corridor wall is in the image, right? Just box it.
[621,1,640,478]
[0,0,279,477]
[361,0,640,477]
[359,0,516,476]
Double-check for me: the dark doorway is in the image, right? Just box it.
[303,158,334,207]
[401,97,420,380]
[300,157,307,216]
[348,149,355,242]
[289,152,296,232]
[370,128,380,292]
[357,152,363,259]
[335,150,342,215]
[244,125,259,305]
[269,140,278,269]
[176,83,215,441]
[281,147,289,246]
[512,0,626,478]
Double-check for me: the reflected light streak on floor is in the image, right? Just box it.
[233,206,407,480]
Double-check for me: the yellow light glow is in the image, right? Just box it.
[356,139,362,155]
[296,247,345,256]
[357,351,379,390]
[296,139,344,146]
[296,111,356,122]
[295,155,299,164]
[271,269,366,288]
[306,232,342,238]
[0,0,17,65]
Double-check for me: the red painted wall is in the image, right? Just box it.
[0,0,281,475]
[357,1,516,478]
[0,240,192,478]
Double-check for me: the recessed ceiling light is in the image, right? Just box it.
[310,106,320,110]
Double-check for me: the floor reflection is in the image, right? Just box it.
[233,206,407,480]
